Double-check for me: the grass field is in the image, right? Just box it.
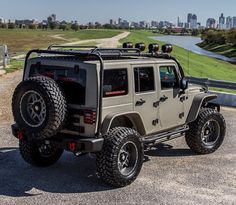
[1,29,121,73]
[4,29,236,89]
[0,29,121,53]
[5,60,24,73]
[198,42,236,60]
[120,30,236,82]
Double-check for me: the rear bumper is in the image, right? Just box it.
[11,123,19,138]
[11,123,104,153]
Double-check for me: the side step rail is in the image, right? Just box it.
[143,126,189,146]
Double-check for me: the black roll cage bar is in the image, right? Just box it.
[23,46,185,138]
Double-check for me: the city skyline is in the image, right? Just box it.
[0,0,236,25]
[1,12,236,30]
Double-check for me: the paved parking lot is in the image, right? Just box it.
[0,107,235,205]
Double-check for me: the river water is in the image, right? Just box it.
[151,35,236,63]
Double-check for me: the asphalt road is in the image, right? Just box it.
[0,107,235,205]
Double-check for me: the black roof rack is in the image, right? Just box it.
[48,44,98,50]
[48,44,142,54]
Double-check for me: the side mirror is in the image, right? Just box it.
[180,78,189,91]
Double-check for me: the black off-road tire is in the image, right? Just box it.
[186,108,226,154]
[96,127,144,187]
[19,139,63,167]
[12,76,67,139]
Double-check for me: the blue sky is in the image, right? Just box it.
[0,0,235,24]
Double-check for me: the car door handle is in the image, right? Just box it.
[160,96,168,102]
[136,99,146,106]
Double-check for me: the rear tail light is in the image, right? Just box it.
[17,131,24,140]
[83,110,97,124]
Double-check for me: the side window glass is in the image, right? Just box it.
[134,67,155,92]
[103,69,128,97]
[159,66,179,89]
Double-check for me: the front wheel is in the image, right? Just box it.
[185,108,226,154]
[96,127,144,187]
[19,139,63,167]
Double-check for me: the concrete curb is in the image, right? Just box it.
[210,91,236,107]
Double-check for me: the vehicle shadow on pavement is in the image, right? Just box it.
[145,143,196,157]
[0,147,113,197]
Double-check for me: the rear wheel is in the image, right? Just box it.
[186,108,226,154]
[96,127,144,187]
[19,139,63,167]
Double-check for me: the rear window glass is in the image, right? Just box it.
[103,69,128,97]
[29,64,86,105]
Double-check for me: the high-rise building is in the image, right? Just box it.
[51,14,56,22]
[184,22,190,29]
[139,21,148,28]
[121,20,130,28]
[232,16,236,28]
[219,13,226,29]
[187,13,192,23]
[219,13,225,24]
[206,18,216,28]
[0,18,5,24]
[177,17,183,28]
[190,14,197,29]
[226,16,233,29]
[110,19,115,25]
[118,18,122,25]
[47,14,56,23]
[151,21,158,28]
[130,22,139,28]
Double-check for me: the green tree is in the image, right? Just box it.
[28,24,37,29]
[49,22,57,30]
[191,29,200,36]
[8,23,15,29]
[226,29,236,46]
[71,23,79,31]
[59,24,68,31]
[163,28,171,35]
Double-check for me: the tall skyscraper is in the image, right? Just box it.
[187,13,192,23]
[190,14,197,29]
[226,16,233,29]
[219,13,225,24]
[233,17,236,28]
[51,14,56,22]
[219,13,226,29]
[118,18,122,25]
[110,19,115,25]
[206,18,216,28]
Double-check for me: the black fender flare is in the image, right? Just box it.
[101,112,146,136]
[186,93,217,124]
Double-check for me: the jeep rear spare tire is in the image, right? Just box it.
[12,76,67,139]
